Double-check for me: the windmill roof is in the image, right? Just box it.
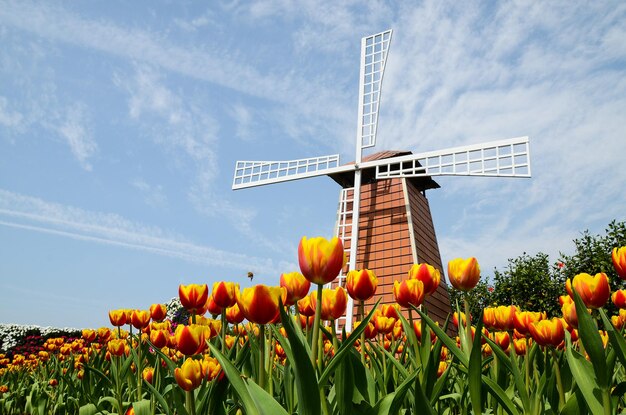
[328,150,440,190]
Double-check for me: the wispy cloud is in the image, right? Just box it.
[0,189,278,275]
[130,178,167,209]
[57,104,97,171]
[0,96,23,129]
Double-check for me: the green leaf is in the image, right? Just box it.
[564,331,604,414]
[246,378,290,415]
[468,311,484,415]
[142,379,171,415]
[78,403,98,415]
[599,308,626,369]
[413,306,469,367]
[131,400,152,415]
[571,289,607,388]
[481,375,521,415]
[275,303,321,415]
[412,370,436,415]
[334,350,355,415]
[319,299,380,385]
[207,342,260,415]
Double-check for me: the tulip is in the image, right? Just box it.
[131,310,151,330]
[612,289,626,309]
[482,307,496,330]
[346,269,378,301]
[354,320,378,340]
[513,338,528,356]
[179,284,209,314]
[201,356,223,381]
[142,367,154,384]
[380,304,400,320]
[205,294,222,316]
[297,295,316,317]
[108,309,127,327]
[310,287,348,321]
[107,339,126,357]
[82,329,97,343]
[407,263,441,296]
[528,318,565,347]
[437,361,448,377]
[514,311,546,335]
[298,236,346,285]
[612,246,626,279]
[150,329,169,349]
[212,281,239,308]
[174,324,206,356]
[453,311,468,328]
[393,279,425,308]
[413,320,436,343]
[174,358,203,391]
[561,300,579,328]
[447,257,481,292]
[493,305,516,331]
[280,272,311,306]
[374,315,396,334]
[226,303,245,324]
[236,285,285,325]
[149,304,167,322]
[491,331,511,351]
[566,272,610,309]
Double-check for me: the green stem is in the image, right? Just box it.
[551,349,565,410]
[359,300,366,364]
[602,387,612,415]
[258,324,266,389]
[136,333,143,401]
[185,389,197,415]
[221,309,227,354]
[464,294,472,354]
[310,284,324,370]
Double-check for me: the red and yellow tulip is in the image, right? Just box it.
[612,246,626,279]
[174,358,203,391]
[407,263,441,296]
[225,303,245,324]
[236,284,285,325]
[149,304,167,322]
[212,281,239,308]
[447,257,480,292]
[174,324,206,356]
[346,268,378,301]
[131,310,151,330]
[493,305,516,331]
[612,289,626,309]
[108,309,127,327]
[566,272,610,309]
[280,272,311,306]
[310,287,348,321]
[528,318,565,347]
[393,279,425,308]
[179,284,209,314]
[298,236,346,285]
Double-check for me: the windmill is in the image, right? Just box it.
[232,30,531,331]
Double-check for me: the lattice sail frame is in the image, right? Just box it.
[358,30,392,150]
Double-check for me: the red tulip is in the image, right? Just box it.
[528,318,565,347]
[149,304,167,322]
[310,287,348,321]
[393,279,425,308]
[236,285,285,325]
[346,269,378,301]
[566,272,610,309]
[108,309,127,327]
[212,281,239,308]
[131,310,151,330]
[179,284,209,314]
[612,289,626,309]
[174,324,206,356]
[225,303,245,324]
[297,295,316,317]
[175,358,203,391]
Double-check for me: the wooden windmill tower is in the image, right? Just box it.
[232,30,531,331]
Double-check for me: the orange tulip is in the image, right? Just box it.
[150,329,169,349]
[142,367,154,384]
[149,304,167,322]
[298,236,346,285]
[393,279,425,308]
[354,320,378,339]
[447,257,480,292]
[528,318,565,347]
[380,304,400,320]
[482,307,496,330]
[561,300,579,328]
[131,310,151,330]
[107,339,126,357]
[612,246,626,280]
[566,272,610,309]
[108,309,127,327]
[493,305,516,331]
[174,324,206,356]
[82,329,97,343]
[311,287,348,321]
[513,311,546,335]
[205,294,222,316]
[374,315,396,334]
[491,331,511,351]
[212,282,239,308]
[513,338,528,356]
[407,263,441,296]
[280,272,311,306]
[346,269,378,301]
[225,303,245,324]
[612,289,626,309]
[179,284,209,314]
[297,295,316,317]
[174,358,203,391]
[201,356,223,381]
[236,285,285,324]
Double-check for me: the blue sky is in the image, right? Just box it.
[1,1,625,328]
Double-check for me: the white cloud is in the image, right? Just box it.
[130,178,167,209]
[0,96,23,128]
[57,104,97,171]
[0,189,278,274]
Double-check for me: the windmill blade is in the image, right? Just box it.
[372,136,531,179]
[232,154,355,190]
[357,29,392,151]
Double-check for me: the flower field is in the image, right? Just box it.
[1,240,626,415]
